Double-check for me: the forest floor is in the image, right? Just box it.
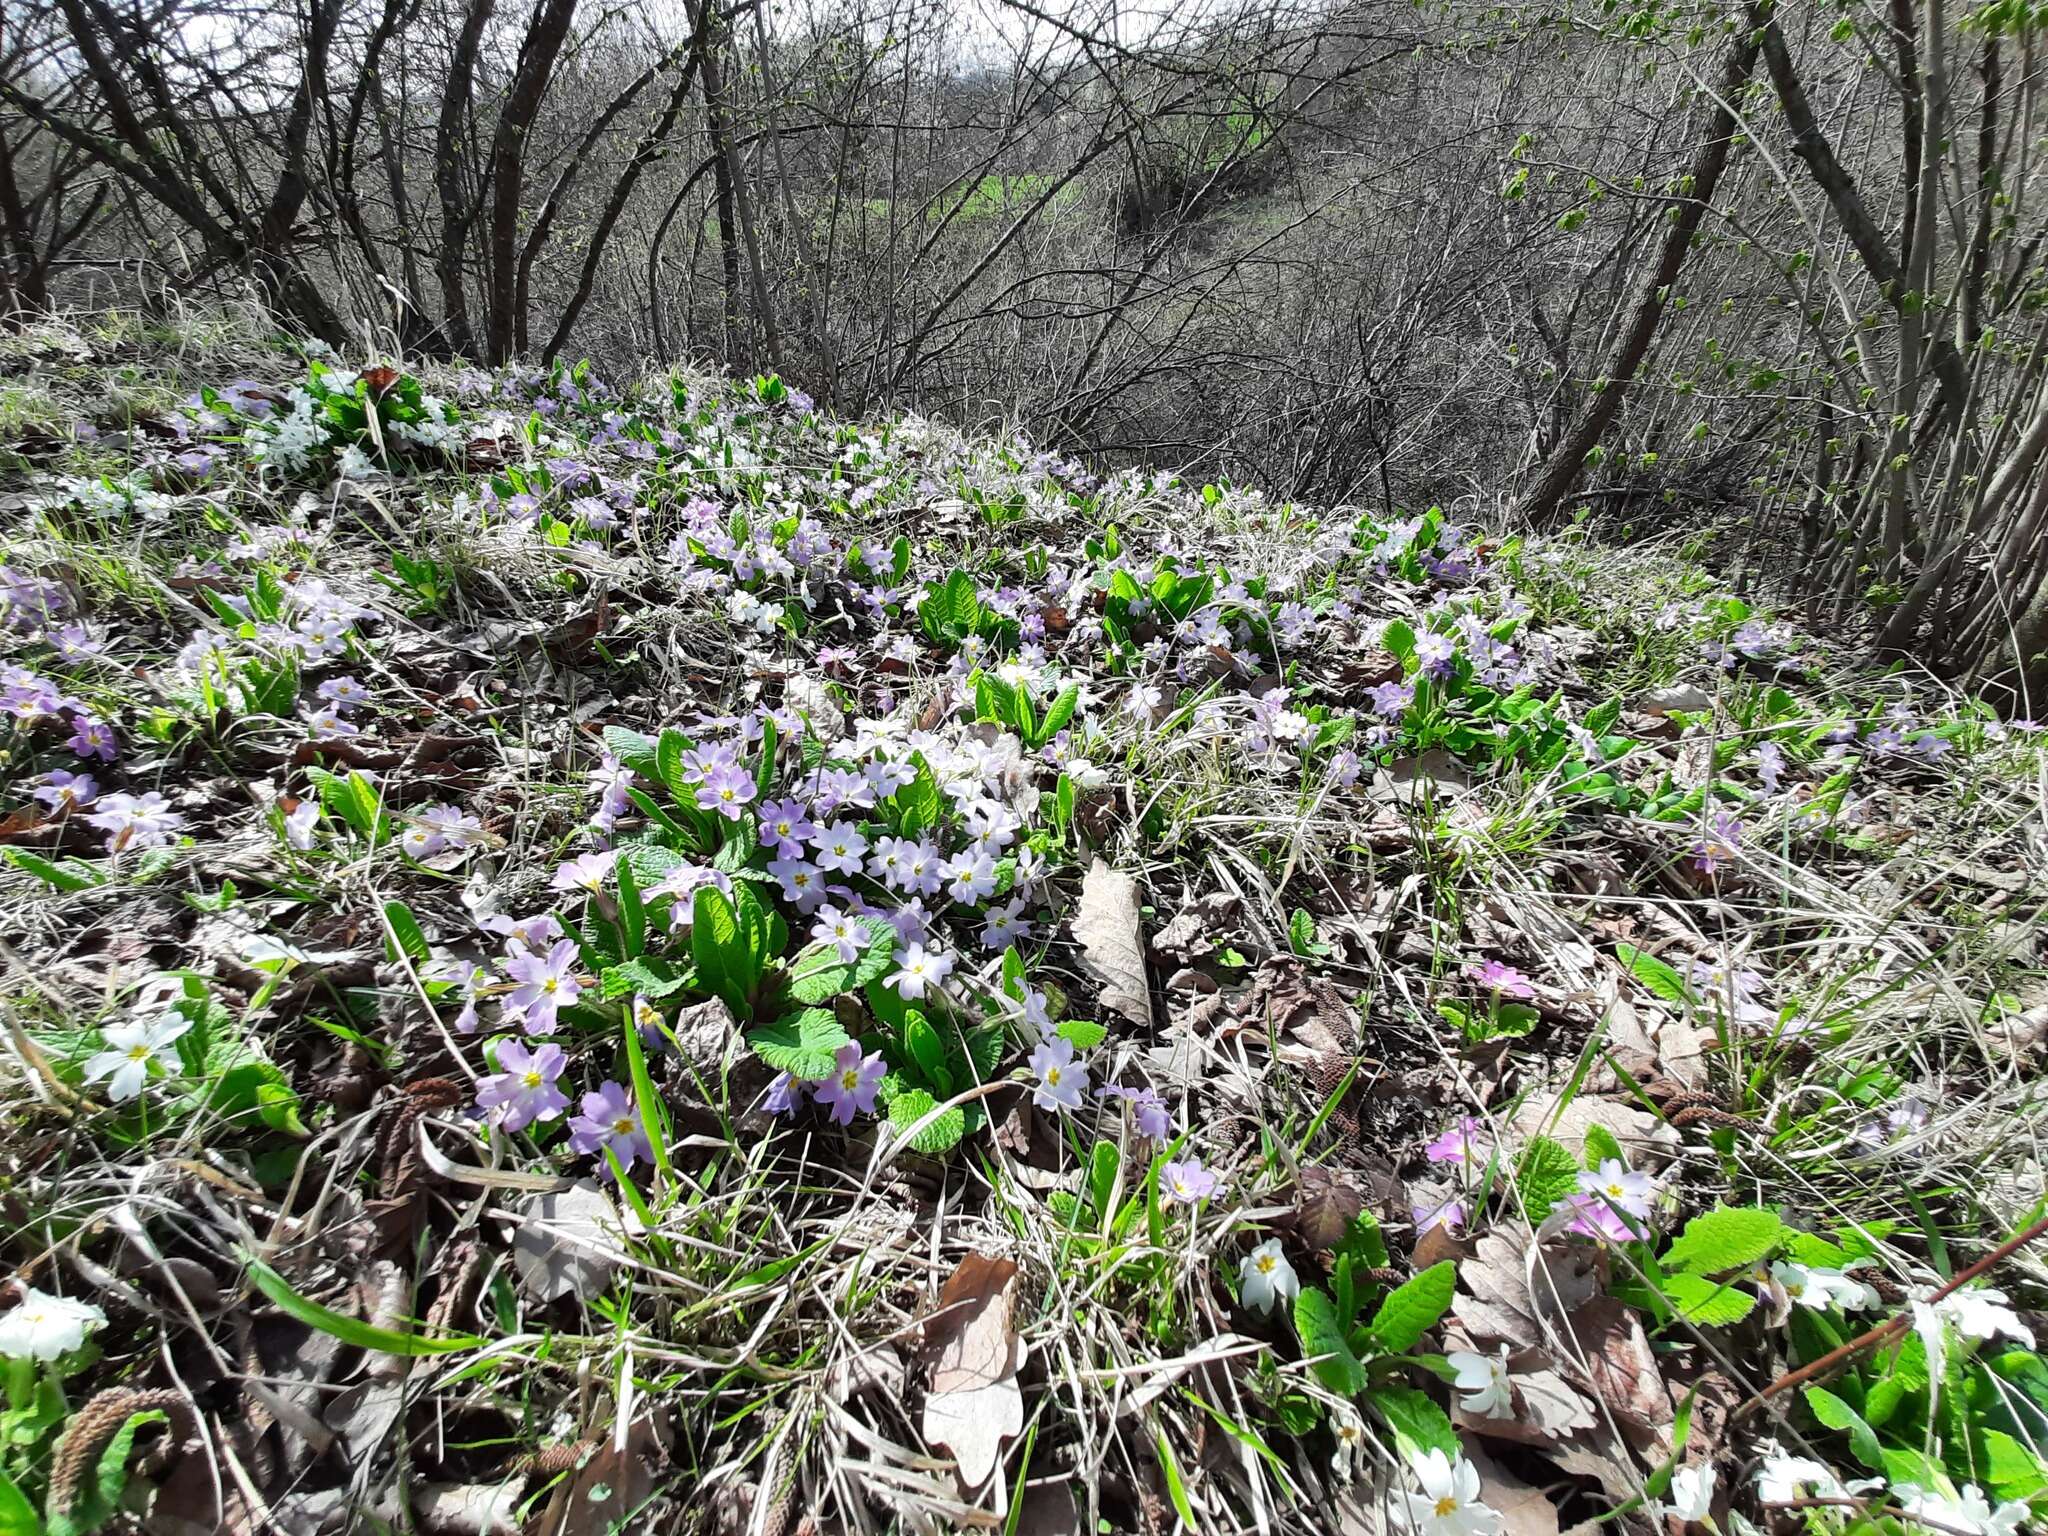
[0,309,2045,1536]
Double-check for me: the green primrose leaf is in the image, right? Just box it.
[744,1008,850,1079]
[1615,943,1691,1003]
[1663,1207,1784,1274]
[785,917,896,1004]
[1364,1384,1459,1459]
[1660,1273,1758,1325]
[1294,1288,1368,1395]
[1516,1135,1580,1221]
[887,1090,966,1154]
[1367,1261,1458,1353]
[1804,1387,1885,1471]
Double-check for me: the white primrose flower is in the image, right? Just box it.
[1398,1449,1502,1536]
[1893,1482,2029,1536]
[1768,1260,1881,1315]
[0,1287,106,1361]
[82,1012,192,1101]
[1665,1465,1715,1523]
[1238,1239,1298,1315]
[1445,1342,1515,1419]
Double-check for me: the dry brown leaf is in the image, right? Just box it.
[1637,685,1711,718]
[1370,749,1473,805]
[1516,1370,1599,1440]
[1509,1094,1679,1170]
[922,1252,1024,1492]
[509,1181,622,1302]
[1538,1423,1643,1503]
[1465,1445,1562,1536]
[1291,1166,1365,1251]
[1567,1298,1673,1449]
[533,1413,667,1536]
[415,1480,524,1534]
[1074,860,1152,1030]
[1453,1226,1600,1352]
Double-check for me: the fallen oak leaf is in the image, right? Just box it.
[921,1252,1025,1492]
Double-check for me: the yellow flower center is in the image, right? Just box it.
[1256,1255,1276,1274]
[126,1044,151,1061]
[612,1117,635,1136]
[541,978,557,994]
[840,1069,860,1090]
[522,1071,543,1089]
[1605,1182,1626,1198]
[1434,1497,1459,1518]
[1045,1067,1062,1086]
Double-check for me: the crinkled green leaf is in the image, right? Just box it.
[1516,1134,1580,1221]
[745,1009,849,1079]
[1055,1018,1107,1051]
[888,1089,966,1154]
[1294,1288,1367,1395]
[1367,1261,1457,1353]
[1662,1272,1757,1325]
[1364,1384,1459,1459]
[1663,1207,1784,1275]
[785,917,896,1004]
[600,957,689,1001]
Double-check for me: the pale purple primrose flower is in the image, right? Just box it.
[282,800,320,850]
[810,906,866,964]
[756,798,815,857]
[567,1081,653,1172]
[763,1071,805,1117]
[1029,1037,1089,1112]
[1368,680,1414,717]
[66,717,116,761]
[303,707,357,742]
[316,675,370,711]
[813,1042,884,1125]
[1756,740,1784,794]
[1414,1197,1466,1235]
[811,821,869,875]
[551,849,617,895]
[1162,1158,1218,1206]
[696,762,756,819]
[504,938,583,1032]
[476,1040,570,1132]
[85,791,184,853]
[32,770,97,812]
[1690,811,1742,875]
[885,943,954,1000]
[1100,1083,1172,1141]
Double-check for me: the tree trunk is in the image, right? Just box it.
[1517,15,1763,526]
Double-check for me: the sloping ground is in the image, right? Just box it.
[0,312,2044,1536]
